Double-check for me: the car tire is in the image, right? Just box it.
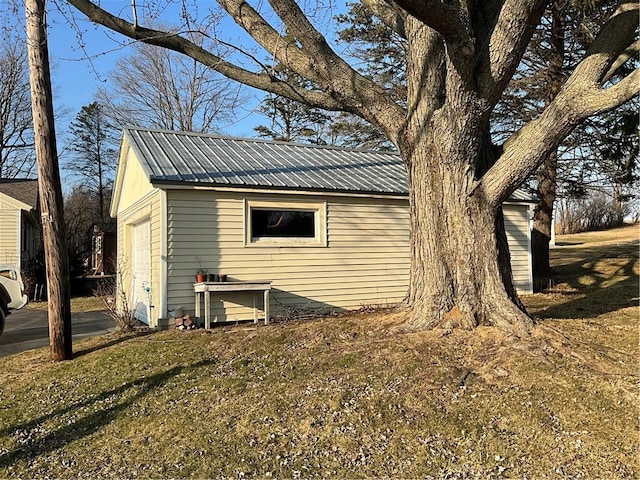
[0,307,5,336]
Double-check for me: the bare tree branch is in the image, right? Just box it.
[392,0,468,40]
[604,39,640,82]
[265,0,405,139]
[65,0,344,111]
[216,0,315,78]
[361,0,407,38]
[477,0,547,106]
[567,1,639,88]
[480,0,640,205]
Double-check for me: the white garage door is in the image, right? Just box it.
[131,220,151,324]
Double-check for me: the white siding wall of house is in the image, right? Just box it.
[165,189,411,322]
[0,197,20,267]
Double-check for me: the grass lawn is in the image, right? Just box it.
[1,226,637,478]
[26,295,104,313]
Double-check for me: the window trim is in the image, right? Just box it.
[244,199,327,247]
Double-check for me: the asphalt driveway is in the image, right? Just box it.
[0,308,113,357]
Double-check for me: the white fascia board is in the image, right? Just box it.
[150,183,410,202]
[0,191,32,211]
[110,138,131,218]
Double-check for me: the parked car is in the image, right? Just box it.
[0,265,28,335]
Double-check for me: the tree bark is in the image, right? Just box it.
[401,133,533,337]
[26,0,73,361]
[531,1,564,288]
[399,19,533,337]
[532,151,557,284]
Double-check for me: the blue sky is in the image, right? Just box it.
[43,2,267,185]
[14,1,347,189]
[46,5,267,129]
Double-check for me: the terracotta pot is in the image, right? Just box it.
[195,274,206,282]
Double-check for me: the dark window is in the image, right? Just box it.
[251,209,315,239]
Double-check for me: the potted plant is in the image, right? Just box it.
[195,268,207,283]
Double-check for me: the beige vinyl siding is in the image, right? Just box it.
[0,208,19,266]
[116,146,155,215]
[504,204,533,294]
[165,189,533,322]
[166,190,410,322]
[116,190,163,326]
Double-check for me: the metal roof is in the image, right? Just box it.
[123,127,536,201]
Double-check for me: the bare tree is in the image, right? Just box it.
[65,0,640,336]
[0,29,34,178]
[96,39,243,133]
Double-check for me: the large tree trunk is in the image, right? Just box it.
[400,20,533,337]
[400,133,532,337]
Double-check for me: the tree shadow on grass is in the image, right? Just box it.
[0,357,218,469]
[533,244,638,320]
[72,330,155,358]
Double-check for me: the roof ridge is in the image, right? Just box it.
[123,126,400,156]
[0,178,38,183]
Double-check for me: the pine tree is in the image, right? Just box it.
[254,65,332,144]
[67,102,118,220]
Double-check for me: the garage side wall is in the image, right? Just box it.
[115,191,163,326]
[503,204,533,294]
[166,190,410,322]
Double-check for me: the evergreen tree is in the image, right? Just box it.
[67,102,118,220]
[254,65,332,144]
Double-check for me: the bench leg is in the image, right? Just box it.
[253,293,258,324]
[264,289,270,325]
[204,291,211,329]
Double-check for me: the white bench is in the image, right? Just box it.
[194,281,271,329]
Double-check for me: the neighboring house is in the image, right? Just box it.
[0,179,40,272]
[111,127,535,327]
[89,222,117,275]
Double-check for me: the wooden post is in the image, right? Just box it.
[25,0,73,361]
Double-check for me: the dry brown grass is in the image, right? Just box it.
[0,226,637,478]
[25,295,104,312]
[555,223,639,246]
